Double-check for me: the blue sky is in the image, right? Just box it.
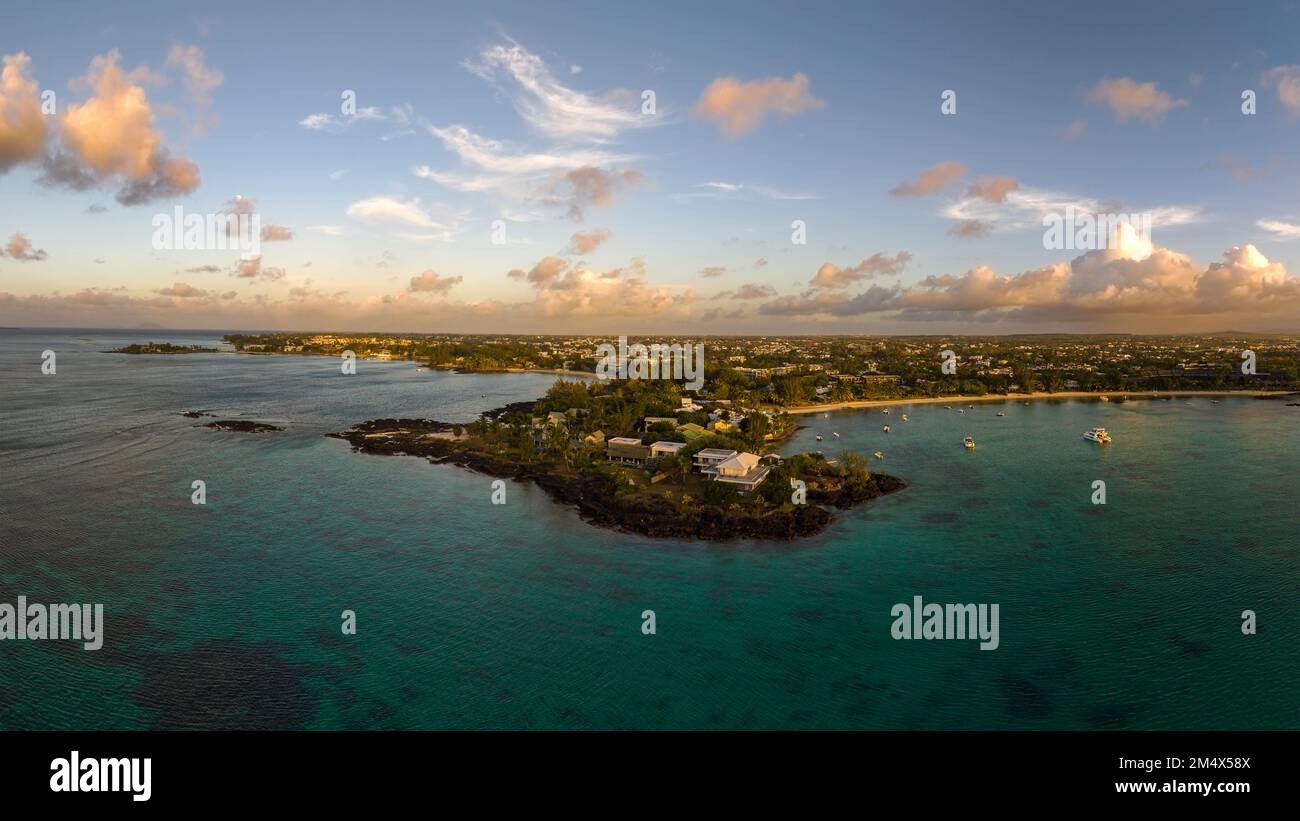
[2,0,1300,332]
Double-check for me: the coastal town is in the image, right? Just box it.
[224,332,1300,407]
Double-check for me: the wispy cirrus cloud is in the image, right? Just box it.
[344,196,468,241]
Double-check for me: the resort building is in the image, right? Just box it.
[606,437,651,466]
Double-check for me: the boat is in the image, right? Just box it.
[996,411,1006,417]
[815,434,824,441]
[1100,395,1109,402]
[1082,427,1112,443]
[944,405,952,409]
[958,409,965,415]
[901,414,909,422]
[882,408,890,415]
[882,425,891,433]
[874,451,885,460]
[964,436,975,449]
[832,432,840,438]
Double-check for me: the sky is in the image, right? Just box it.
[2,0,1300,334]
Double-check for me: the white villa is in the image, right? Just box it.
[693,448,770,492]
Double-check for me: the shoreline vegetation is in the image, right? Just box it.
[329,376,906,542]
[110,342,219,354]
[783,389,1297,414]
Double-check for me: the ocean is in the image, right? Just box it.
[1,328,1295,729]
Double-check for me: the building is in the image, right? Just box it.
[675,422,707,440]
[649,441,686,458]
[712,452,770,492]
[676,397,703,413]
[693,448,738,473]
[583,430,606,446]
[606,437,651,466]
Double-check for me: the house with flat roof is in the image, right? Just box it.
[693,448,738,474]
[606,437,651,466]
[649,441,686,458]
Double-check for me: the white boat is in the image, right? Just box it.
[832,432,840,438]
[1100,395,1109,402]
[815,434,824,441]
[874,451,885,460]
[1082,427,1111,443]
[882,425,891,433]
[996,411,1006,417]
[958,409,965,415]
[901,414,909,422]
[882,408,890,415]
[964,436,975,449]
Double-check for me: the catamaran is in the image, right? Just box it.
[1082,427,1112,443]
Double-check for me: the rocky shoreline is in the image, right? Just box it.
[204,420,285,432]
[328,418,905,541]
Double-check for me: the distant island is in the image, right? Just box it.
[112,342,219,354]
[331,378,905,541]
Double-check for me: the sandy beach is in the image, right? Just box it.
[780,390,1292,415]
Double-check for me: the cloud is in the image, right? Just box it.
[889,161,967,197]
[345,196,465,240]
[546,166,643,221]
[566,227,611,255]
[47,51,201,204]
[757,241,1300,323]
[692,73,825,136]
[507,255,569,287]
[948,219,993,238]
[0,53,49,173]
[505,253,694,319]
[407,269,463,293]
[674,180,818,202]
[966,175,1019,203]
[712,283,776,300]
[1086,77,1187,125]
[700,265,726,278]
[165,44,223,135]
[307,224,343,236]
[260,224,294,241]
[1063,119,1086,139]
[809,251,911,288]
[753,258,768,269]
[1203,153,1254,182]
[1257,218,1300,240]
[1260,65,1300,115]
[1,231,47,260]
[184,264,221,273]
[156,281,206,297]
[298,105,387,131]
[233,255,285,280]
[463,41,654,141]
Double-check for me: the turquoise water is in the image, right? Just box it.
[1,328,1296,729]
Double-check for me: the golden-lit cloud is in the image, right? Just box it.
[889,162,967,197]
[567,227,612,255]
[2,231,47,261]
[48,50,200,204]
[407,269,463,293]
[809,251,911,288]
[0,53,47,172]
[1086,77,1186,125]
[692,73,825,136]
